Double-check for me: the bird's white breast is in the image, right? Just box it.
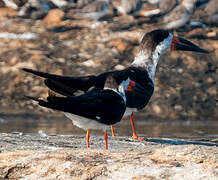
[124,107,138,117]
[64,113,109,131]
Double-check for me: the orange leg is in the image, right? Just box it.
[104,131,108,150]
[111,125,115,137]
[130,113,146,141]
[86,129,90,148]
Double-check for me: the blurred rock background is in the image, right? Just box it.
[0,0,217,121]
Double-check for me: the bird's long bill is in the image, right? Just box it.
[171,36,210,53]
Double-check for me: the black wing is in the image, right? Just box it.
[22,68,98,96]
[22,68,127,96]
[126,81,154,109]
[27,89,126,125]
[122,66,154,109]
[23,67,154,109]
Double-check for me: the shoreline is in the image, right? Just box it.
[0,133,217,179]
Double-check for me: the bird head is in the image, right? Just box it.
[138,29,209,57]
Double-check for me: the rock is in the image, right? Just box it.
[108,39,130,52]
[207,87,217,96]
[0,133,217,179]
[207,77,214,84]
[82,59,98,68]
[152,104,162,114]
[206,31,217,38]
[114,64,125,70]
[43,9,64,25]
[174,104,183,111]
[0,7,17,18]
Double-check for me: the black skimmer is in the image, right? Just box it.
[162,0,196,30]
[2,0,18,9]
[74,0,110,28]
[18,0,58,19]
[75,0,110,21]
[204,0,218,17]
[158,0,178,15]
[22,29,209,141]
[112,0,143,15]
[140,0,178,18]
[201,0,218,25]
[26,76,129,150]
[76,0,95,9]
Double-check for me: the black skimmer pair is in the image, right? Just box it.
[23,29,209,142]
[26,76,130,149]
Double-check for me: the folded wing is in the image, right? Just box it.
[27,89,126,125]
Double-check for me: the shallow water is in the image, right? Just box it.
[0,114,217,140]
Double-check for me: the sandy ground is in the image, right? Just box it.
[0,133,217,179]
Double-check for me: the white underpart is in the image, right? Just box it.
[51,0,67,8]
[0,32,39,40]
[117,6,127,14]
[64,107,112,131]
[182,0,195,11]
[2,0,17,9]
[146,0,161,4]
[82,9,107,21]
[165,13,191,29]
[132,33,173,82]
[124,108,138,117]
[164,0,195,29]
[64,112,109,131]
[79,2,109,21]
[143,9,161,17]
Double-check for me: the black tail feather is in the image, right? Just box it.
[22,68,69,81]
[22,68,97,93]
[25,95,67,111]
[44,79,76,96]
[25,95,40,102]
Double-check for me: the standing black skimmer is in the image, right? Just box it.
[201,0,218,25]
[162,0,196,30]
[75,0,110,28]
[112,0,143,15]
[158,0,178,15]
[76,0,95,9]
[26,76,129,150]
[75,0,110,21]
[22,29,209,141]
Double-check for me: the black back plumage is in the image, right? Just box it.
[22,66,154,110]
[29,80,126,125]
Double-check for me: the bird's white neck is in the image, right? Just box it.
[131,33,173,82]
[131,51,160,82]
